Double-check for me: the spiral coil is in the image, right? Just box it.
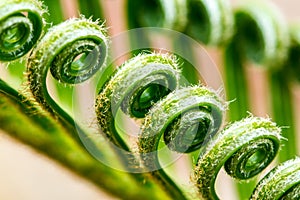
[27,17,109,117]
[0,0,46,61]
[0,0,299,200]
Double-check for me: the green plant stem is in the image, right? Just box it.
[224,41,249,121]
[77,0,103,20]
[41,0,74,112]
[193,117,282,200]
[42,0,64,25]
[172,34,199,85]
[224,1,292,198]
[0,92,170,200]
[251,157,300,199]
[0,79,21,101]
[269,70,296,162]
[139,85,226,200]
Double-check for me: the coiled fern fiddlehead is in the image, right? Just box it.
[26,17,110,154]
[226,0,295,163]
[223,2,294,198]
[225,0,289,121]
[0,0,45,61]
[185,0,233,46]
[0,2,172,199]
[96,53,180,152]
[1,0,298,199]
[94,52,186,199]
[251,157,300,200]
[138,85,226,199]
[193,117,282,200]
[0,0,46,111]
[27,17,108,120]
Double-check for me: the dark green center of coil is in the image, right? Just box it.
[164,108,213,153]
[118,62,178,119]
[280,184,300,200]
[131,83,171,118]
[186,0,210,44]
[224,138,279,179]
[50,39,106,84]
[1,21,29,50]
[0,12,43,61]
[234,12,264,63]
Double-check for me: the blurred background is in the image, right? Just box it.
[0,0,299,199]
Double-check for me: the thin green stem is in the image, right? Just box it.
[0,79,21,101]
[41,0,64,25]
[269,71,296,163]
[172,34,199,85]
[77,0,103,20]
[224,41,249,121]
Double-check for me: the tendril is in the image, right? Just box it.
[193,117,282,200]
[224,2,295,176]
[95,53,180,150]
[251,157,300,200]
[0,0,46,61]
[27,17,108,118]
[138,85,225,199]
[185,0,233,45]
[232,0,289,66]
[127,0,187,31]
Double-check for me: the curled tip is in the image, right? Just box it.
[185,0,234,46]
[27,16,109,114]
[96,52,181,150]
[251,157,300,200]
[139,85,225,167]
[0,0,46,61]
[233,0,289,67]
[193,116,282,199]
[137,84,225,199]
[127,0,187,31]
